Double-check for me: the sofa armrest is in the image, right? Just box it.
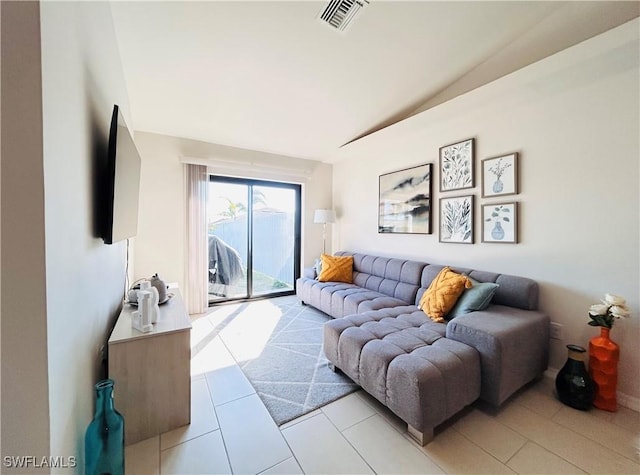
[303,266,317,279]
[445,305,549,406]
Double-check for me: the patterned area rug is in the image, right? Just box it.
[218,299,358,426]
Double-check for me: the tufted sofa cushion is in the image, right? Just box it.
[446,304,549,405]
[323,305,429,364]
[324,308,480,435]
[336,252,426,304]
[297,253,427,318]
[298,256,539,321]
[414,265,539,311]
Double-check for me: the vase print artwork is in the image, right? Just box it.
[488,158,510,192]
[491,221,505,240]
[492,177,504,193]
[483,204,515,242]
[483,153,517,197]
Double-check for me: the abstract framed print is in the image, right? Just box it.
[379,163,432,234]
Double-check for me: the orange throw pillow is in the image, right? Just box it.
[419,267,472,323]
[317,254,354,283]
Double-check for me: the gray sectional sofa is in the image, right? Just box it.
[296,251,549,445]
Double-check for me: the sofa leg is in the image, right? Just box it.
[328,362,339,373]
[407,425,433,446]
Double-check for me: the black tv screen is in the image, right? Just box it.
[103,104,141,245]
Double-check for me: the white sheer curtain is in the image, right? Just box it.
[185,164,209,314]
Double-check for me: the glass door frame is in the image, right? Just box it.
[208,175,301,305]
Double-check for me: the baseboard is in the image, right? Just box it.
[544,368,640,412]
[618,393,640,412]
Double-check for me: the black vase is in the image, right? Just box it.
[555,344,596,410]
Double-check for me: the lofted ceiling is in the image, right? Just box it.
[110,1,639,162]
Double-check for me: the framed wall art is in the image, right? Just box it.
[482,202,518,243]
[379,163,432,234]
[439,138,474,192]
[482,152,518,197]
[439,195,474,244]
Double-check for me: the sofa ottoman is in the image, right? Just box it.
[324,307,481,444]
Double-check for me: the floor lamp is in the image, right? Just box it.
[314,209,336,255]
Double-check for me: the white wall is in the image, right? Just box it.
[332,20,640,405]
[39,1,132,467]
[1,2,51,466]
[134,132,332,305]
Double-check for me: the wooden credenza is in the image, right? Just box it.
[108,288,191,445]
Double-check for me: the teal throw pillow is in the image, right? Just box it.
[447,279,499,319]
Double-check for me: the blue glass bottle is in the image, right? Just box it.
[85,379,124,475]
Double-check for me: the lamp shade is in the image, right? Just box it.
[314,209,336,224]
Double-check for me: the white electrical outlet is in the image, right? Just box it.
[550,322,564,340]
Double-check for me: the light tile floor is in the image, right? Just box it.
[126,296,640,474]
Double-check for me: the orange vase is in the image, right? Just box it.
[588,327,619,412]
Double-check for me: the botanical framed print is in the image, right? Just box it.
[439,195,474,244]
[482,152,518,197]
[439,138,474,192]
[482,202,518,243]
[379,163,432,234]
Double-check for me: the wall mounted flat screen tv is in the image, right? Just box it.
[103,104,141,245]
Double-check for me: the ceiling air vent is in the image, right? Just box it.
[318,0,370,33]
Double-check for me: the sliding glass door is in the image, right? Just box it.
[208,180,248,300]
[207,176,300,303]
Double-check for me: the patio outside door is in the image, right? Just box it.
[207,176,300,303]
